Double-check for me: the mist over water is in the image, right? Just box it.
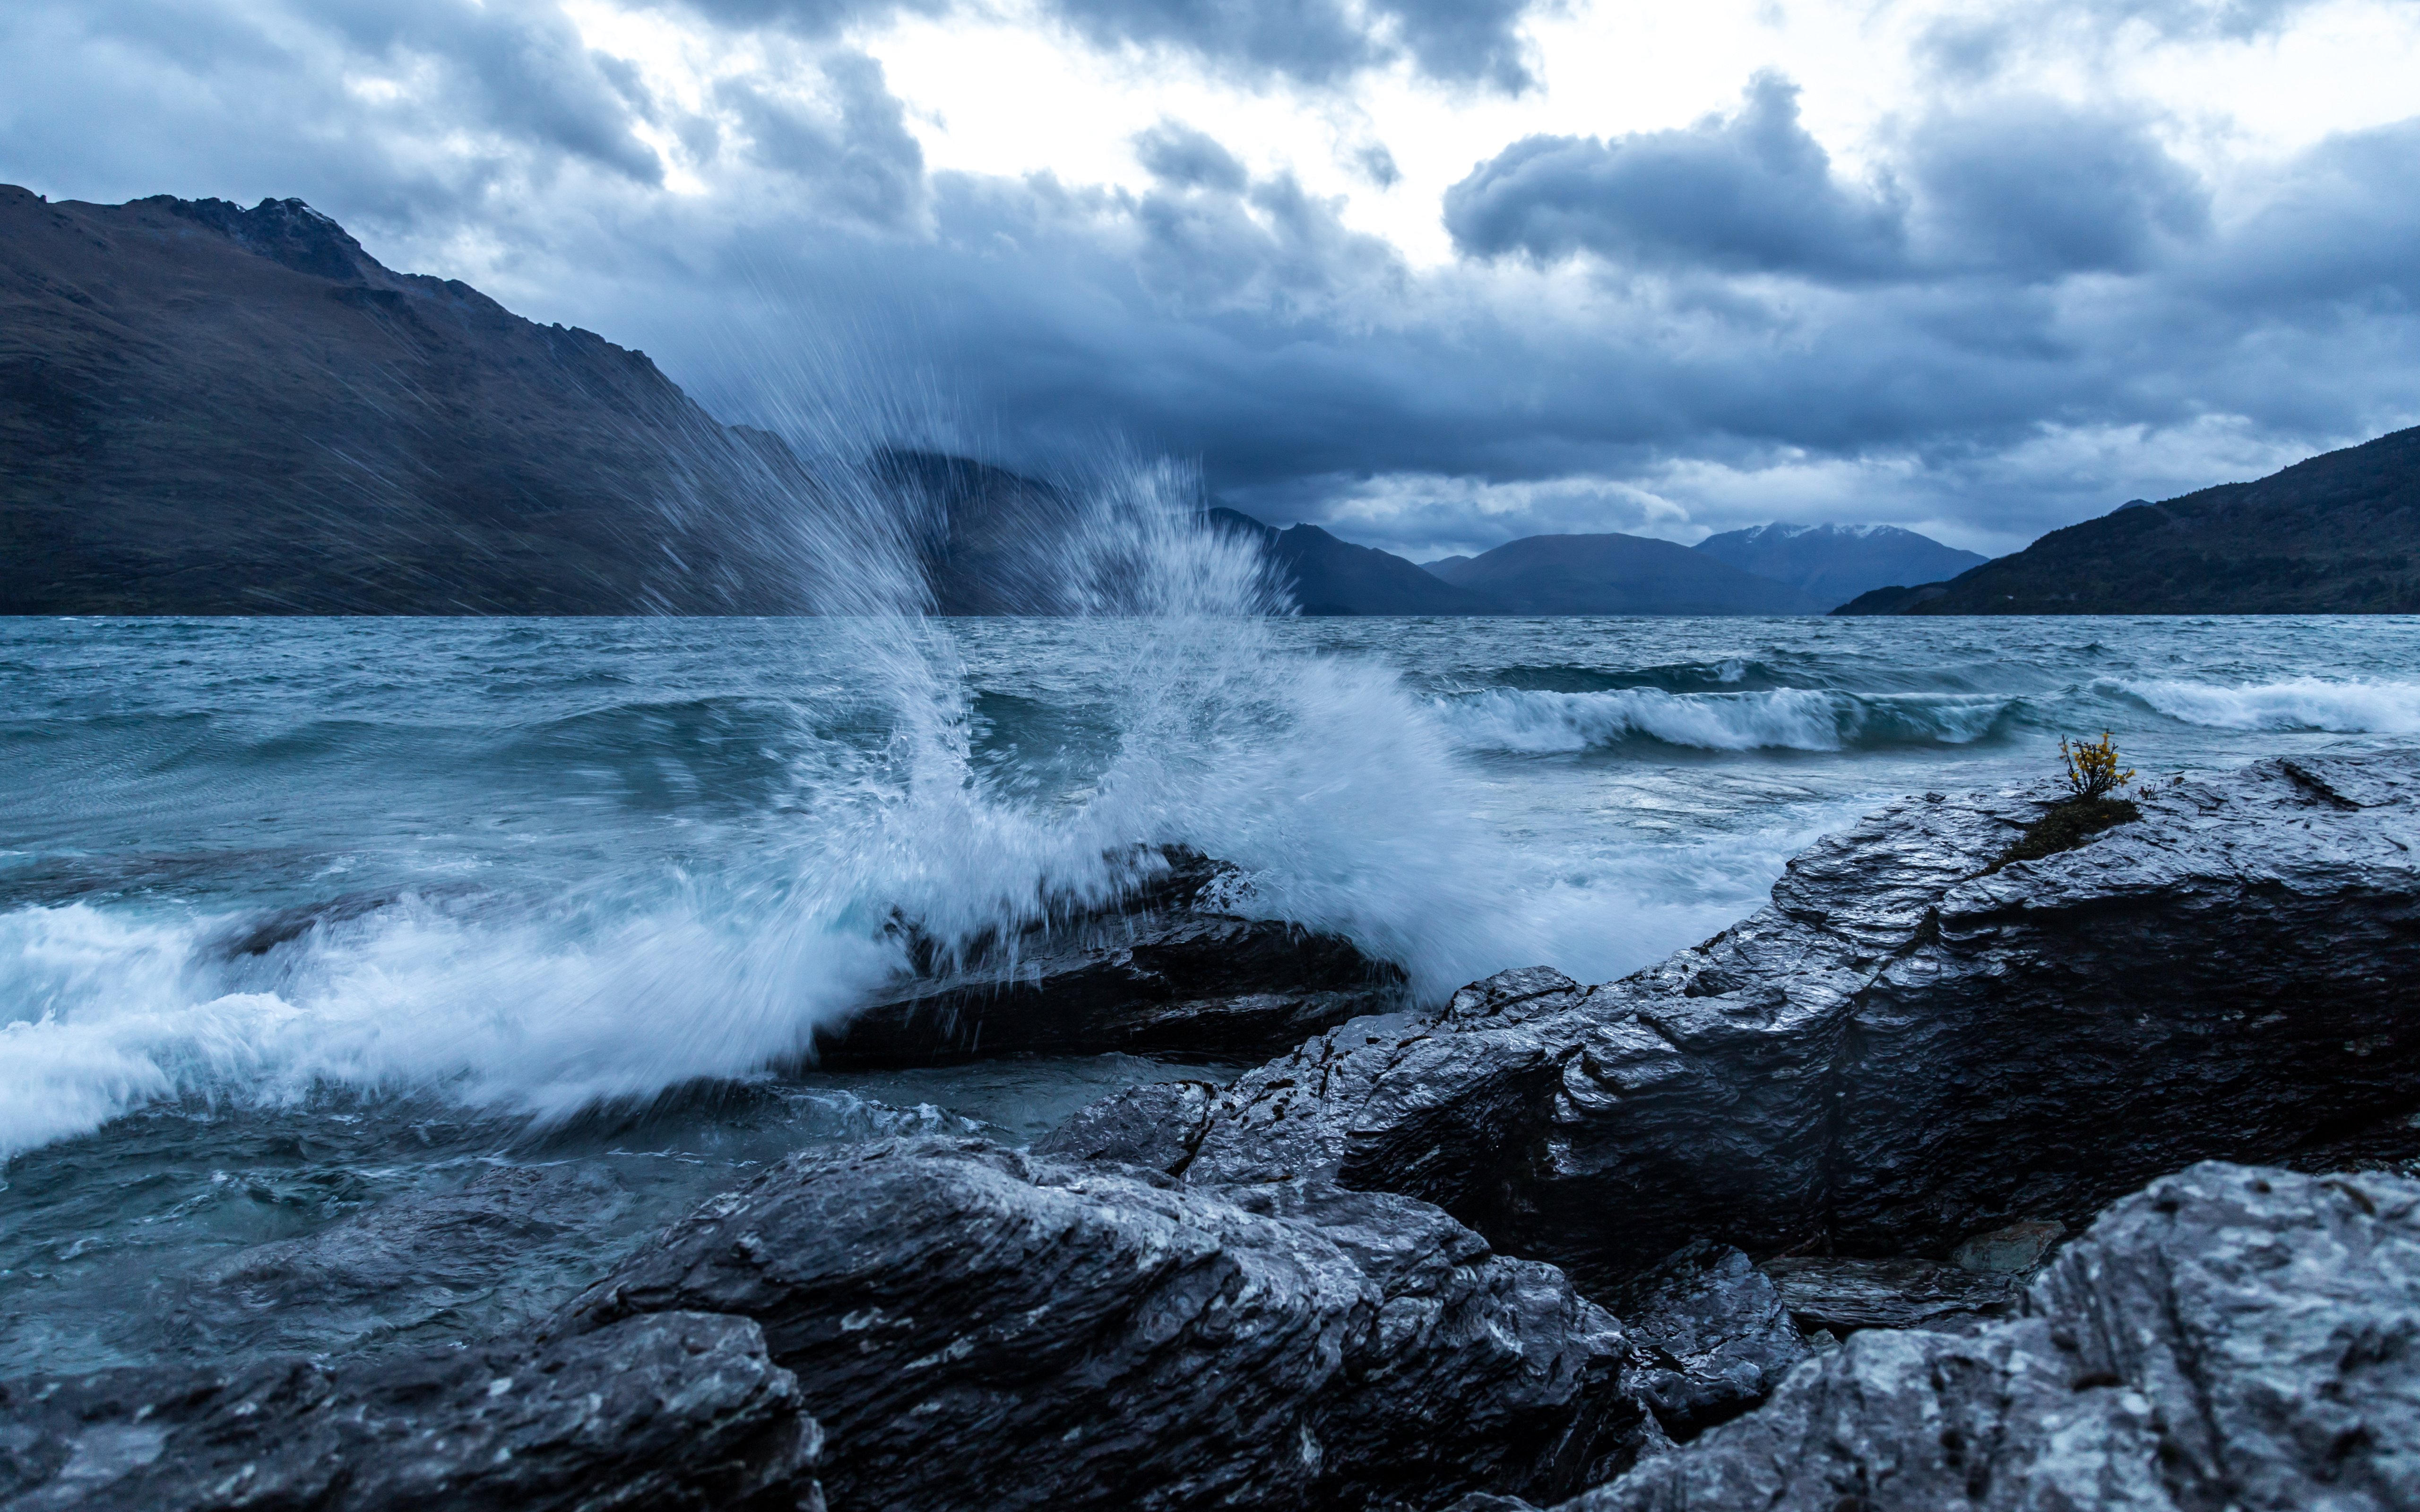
[4,498,2419,1368]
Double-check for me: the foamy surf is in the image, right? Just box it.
[1434,686,2022,754]
[2115,677,2420,734]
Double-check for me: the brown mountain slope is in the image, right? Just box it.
[0,186,818,613]
[1905,425,2420,615]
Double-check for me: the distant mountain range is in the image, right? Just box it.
[12,186,2409,619]
[1694,523,1988,606]
[1425,533,1823,614]
[1835,427,2420,614]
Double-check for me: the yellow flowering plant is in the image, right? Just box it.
[2058,732,2135,802]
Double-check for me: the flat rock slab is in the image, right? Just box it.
[1760,1256,2018,1335]
[1562,1162,2420,1512]
[1066,754,2420,1292]
[553,1137,1649,1512]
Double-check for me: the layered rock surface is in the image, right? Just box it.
[0,1312,820,1511]
[1066,752,2420,1289]
[813,850,1406,1066]
[554,1137,1648,1511]
[1562,1162,2420,1511]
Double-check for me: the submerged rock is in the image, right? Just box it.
[173,1164,636,1358]
[553,1136,1646,1511]
[0,1311,820,1510]
[1562,1162,2420,1512]
[1070,754,2420,1291]
[813,850,1407,1067]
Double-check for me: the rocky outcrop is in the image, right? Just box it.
[1608,1241,1807,1441]
[1063,753,2420,1291]
[553,1137,1648,1511]
[1561,1162,2420,1512]
[812,850,1406,1067]
[0,1312,820,1511]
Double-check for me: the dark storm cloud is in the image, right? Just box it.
[1447,79,2214,286]
[1905,100,2210,277]
[1045,0,1537,90]
[1134,122,1249,193]
[717,53,927,230]
[4,0,2418,558]
[296,0,669,183]
[1443,75,1909,280]
[0,0,665,213]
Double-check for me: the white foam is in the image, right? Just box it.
[1434,687,2014,754]
[0,469,1663,1161]
[2117,677,2420,734]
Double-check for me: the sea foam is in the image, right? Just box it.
[1435,686,2020,754]
[2116,677,2420,733]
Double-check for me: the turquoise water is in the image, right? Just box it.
[3,611,2417,1370]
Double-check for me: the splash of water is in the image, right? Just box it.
[0,436,1616,1162]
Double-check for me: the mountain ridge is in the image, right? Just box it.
[1427,531,1824,615]
[1837,427,2420,615]
[1693,522,1988,606]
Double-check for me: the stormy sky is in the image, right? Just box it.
[4,0,2417,558]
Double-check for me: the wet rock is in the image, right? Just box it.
[1610,1242,1808,1440]
[0,1311,820,1511]
[1091,754,2420,1291]
[174,1164,635,1357]
[813,851,1407,1067]
[1029,1079,1219,1172]
[1947,1217,2064,1274]
[1561,1162,2420,1512]
[1760,1256,2019,1335]
[554,1137,1645,1512]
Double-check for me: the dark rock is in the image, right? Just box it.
[0,1311,819,1510]
[1030,1079,1219,1172]
[1947,1217,2065,1274]
[173,1164,635,1357]
[1561,1162,2420,1511]
[1090,752,2420,1293]
[553,1137,1644,1511]
[813,850,1407,1067]
[1760,1257,2018,1335]
[1610,1242,1809,1439]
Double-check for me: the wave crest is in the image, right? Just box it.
[2115,678,2420,734]
[1435,687,2021,754]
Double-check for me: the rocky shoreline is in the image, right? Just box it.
[5,751,2417,1511]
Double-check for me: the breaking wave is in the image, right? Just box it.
[2114,677,2420,734]
[0,462,1643,1161]
[1435,687,2023,754]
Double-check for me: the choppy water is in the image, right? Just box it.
[5,610,2418,1372]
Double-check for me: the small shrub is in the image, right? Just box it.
[1987,733,2143,874]
[2059,731,2135,801]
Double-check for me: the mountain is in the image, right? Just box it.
[0,186,838,614]
[1830,582,1954,615]
[1881,427,2420,615]
[1207,509,1491,614]
[1693,522,1988,608]
[1424,532,1824,615]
